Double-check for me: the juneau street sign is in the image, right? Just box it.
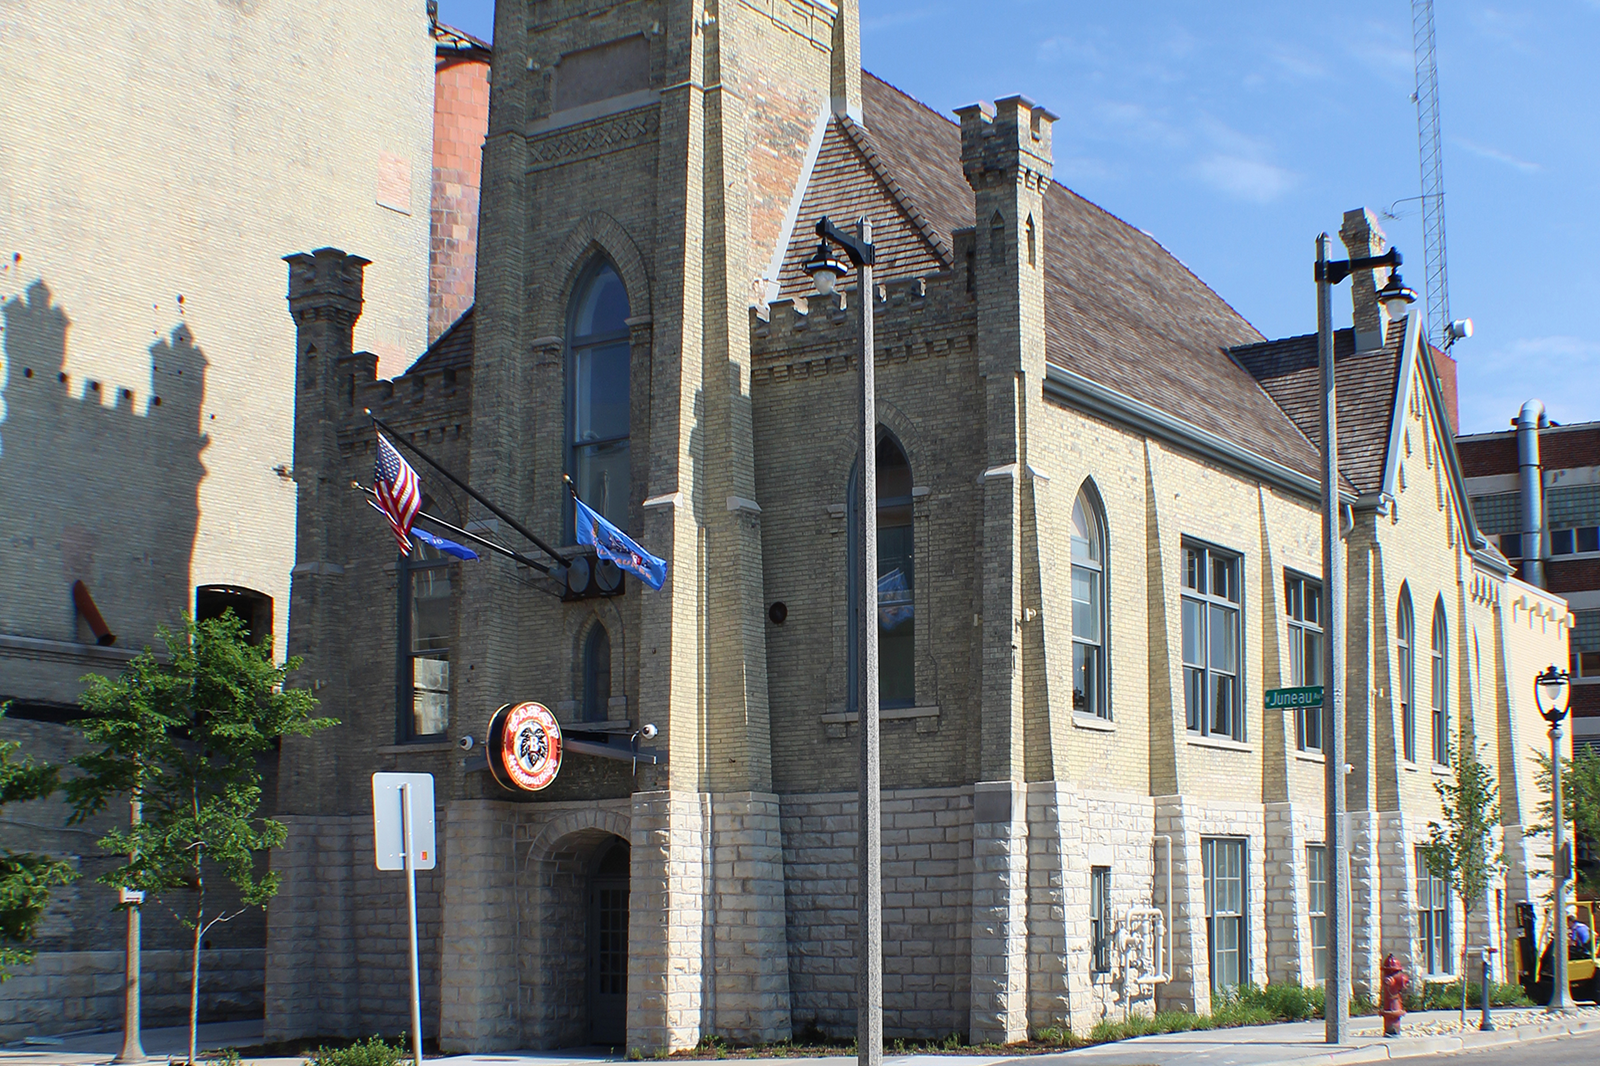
[1264,685,1324,710]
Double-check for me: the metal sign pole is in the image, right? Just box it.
[401,782,424,1066]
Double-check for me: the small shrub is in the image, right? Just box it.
[306,1035,409,1066]
[203,1051,242,1066]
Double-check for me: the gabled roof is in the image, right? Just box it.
[788,74,1327,486]
[407,305,474,376]
[1229,327,1405,496]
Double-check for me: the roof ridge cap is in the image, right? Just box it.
[836,114,953,269]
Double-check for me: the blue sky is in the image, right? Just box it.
[437,1,1600,435]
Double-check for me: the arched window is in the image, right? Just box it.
[1071,485,1108,719]
[582,624,612,722]
[1397,588,1415,762]
[1431,601,1448,765]
[567,260,631,531]
[849,435,916,710]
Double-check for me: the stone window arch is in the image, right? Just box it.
[848,432,916,710]
[566,258,631,532]
[1070,481,1109,719]
[582,621,612,722]
[1397,585,1416,762]
[1431,599,1449,765]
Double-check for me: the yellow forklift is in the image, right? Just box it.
[1513,897,1598,1004]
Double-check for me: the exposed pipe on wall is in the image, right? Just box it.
[1515,399,1548,587]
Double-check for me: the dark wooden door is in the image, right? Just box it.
[588,840,629,1045]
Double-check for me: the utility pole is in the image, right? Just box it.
[1316,233,1350,1045]
[112,791,146,1064]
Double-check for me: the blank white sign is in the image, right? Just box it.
[372,772,437,871]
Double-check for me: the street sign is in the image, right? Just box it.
[372,772,436,871]
[1264,686,1324,710]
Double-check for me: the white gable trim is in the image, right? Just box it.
[755,103,832,308]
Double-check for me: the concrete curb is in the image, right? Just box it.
[1230,1012,1600,1066]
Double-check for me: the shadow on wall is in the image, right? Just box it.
[0,278,207,654]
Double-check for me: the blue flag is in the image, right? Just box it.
[877,568,913,630]
[412,527,479,561]
[575,497,667,590]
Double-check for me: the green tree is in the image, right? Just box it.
[1529,746,1600,898]
[1422,740,1506,1023]
[0,706,74,974]
[67,613,334,1066]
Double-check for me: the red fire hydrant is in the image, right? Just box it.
[1381,953,1410,1037]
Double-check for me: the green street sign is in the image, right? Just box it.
[1264,685,1324,710]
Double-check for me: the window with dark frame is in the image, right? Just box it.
[1286,574,1323,751]
[582,624,612,721]
[1071,488,1108,719]
[567,260,631,534]
[1417,847,1452,974]
[399,542,453,741]
[1203,836,1247,990]
[848,435,916,711]
[1307,844,1328,983]
[1397,590,1416,762]
[1183,544,1243,741]
[1431,601,1449,765]
[1090,866,1112,975]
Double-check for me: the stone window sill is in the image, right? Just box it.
[1431,763,1452,777]
[1187,734,1251,753]
[1295,749,1326,764]
[378,742,456,754]
[821,705,939,724]
[1072,714,1116,732]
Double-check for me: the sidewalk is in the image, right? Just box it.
[2,1010,1597,1066]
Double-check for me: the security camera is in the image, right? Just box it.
[640,723,658,740]
[458,735,475,751]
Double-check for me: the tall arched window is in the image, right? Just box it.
[568,260,631,531]
[1397,588,1415,762]
[1431,601,1449,765]
[849,435,915,710]
[582,624,612,722]
[1070,485,1108,719]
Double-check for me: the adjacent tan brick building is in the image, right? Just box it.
[271,0,1574,1053]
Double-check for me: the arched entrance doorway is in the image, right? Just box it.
[588,838,630,1045]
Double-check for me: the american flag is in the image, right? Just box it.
[374,432,422,555]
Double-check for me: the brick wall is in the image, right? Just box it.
[429,52,489,344]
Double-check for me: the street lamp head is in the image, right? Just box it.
[803,239,849,298]
[1535,664,1571,725]
[1375,270,1417,314]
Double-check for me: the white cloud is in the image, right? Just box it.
[1452,137,1542,174]
[1192,154,1296,202]
[1457,335,1600,433]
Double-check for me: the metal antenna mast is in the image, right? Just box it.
[1412,0,1450,349]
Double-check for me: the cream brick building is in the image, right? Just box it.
[271,0,1575,1052]
[0,0,436,1038]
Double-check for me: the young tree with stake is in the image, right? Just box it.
[1422,740,1505,1024]
[68,613,333,1066]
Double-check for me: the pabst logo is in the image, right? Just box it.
[487,702,562,792]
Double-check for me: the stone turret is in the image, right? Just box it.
[955,94,1056,1046]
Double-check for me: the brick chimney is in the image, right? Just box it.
[1339,208,1399,351]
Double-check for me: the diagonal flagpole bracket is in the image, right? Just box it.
[366,410,568,569]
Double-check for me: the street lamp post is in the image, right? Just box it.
[805,215,881,1066]
[1314,236,1414,1044]
[1535,665,1574,1013]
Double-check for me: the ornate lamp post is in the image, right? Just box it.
[1535,664,1574,1012]
[805,215,881,1066]
[1314,236,1414,1043]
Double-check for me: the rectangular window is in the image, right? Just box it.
[1572,611,1600,680]
[1183,544,1243,741]
[400,546,452,740]
[1090,866,1112,974]
[1307,845,1328,983]
[1417,849,1452,975]
[1286,574,1324,751]
[1203,836,1248,990]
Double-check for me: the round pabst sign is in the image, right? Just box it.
[487,702,562,792]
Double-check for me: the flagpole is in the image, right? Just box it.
[352,482,552,572]
[367,410,567,567]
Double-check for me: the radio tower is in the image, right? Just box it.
[1412,0,1450,348]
